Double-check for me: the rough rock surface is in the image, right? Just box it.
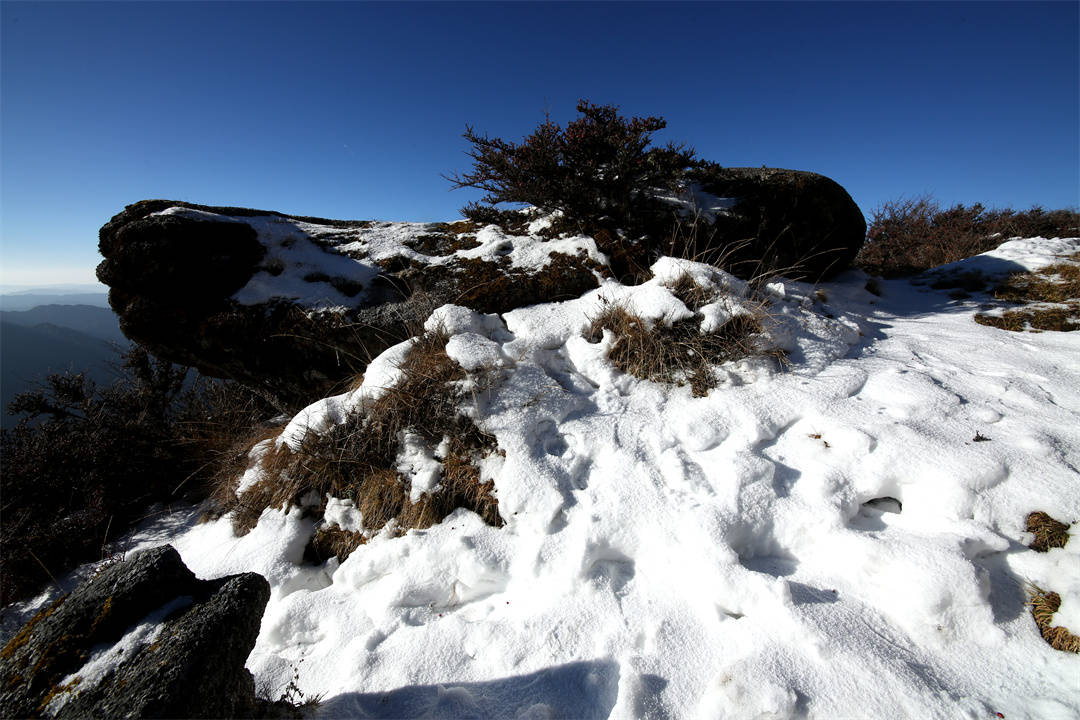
[685,166,866,281]
[0,545,279,719]
[98,200,602,408]
[97,173,863,407]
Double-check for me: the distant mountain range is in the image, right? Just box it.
[0,302,129,429]
[0,292,110,312]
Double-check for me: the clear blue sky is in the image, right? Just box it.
[2,1,1077,287]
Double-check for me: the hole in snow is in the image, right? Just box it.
[863,496,902,514]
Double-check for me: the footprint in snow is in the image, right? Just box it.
[582,543,636,595]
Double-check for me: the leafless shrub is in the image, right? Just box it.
[856,195,1079,277]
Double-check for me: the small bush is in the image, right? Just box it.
[219,329,504,559]
[586,279,774,397]
[0,347,277,605]
[856,195,1080,276]
[447,100,697,233]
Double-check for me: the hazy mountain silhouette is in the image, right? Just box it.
[0,305,129,429]
[1,304,126,344]
[0,293,109,311]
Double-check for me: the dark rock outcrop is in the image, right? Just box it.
[0,545,279,719]
[97,200,601,409]
[97,174,862,408]
[685,166,866,281]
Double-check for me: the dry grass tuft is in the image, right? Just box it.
[219,328,504,553]
[995,255,1080,304]
[975,253,1080,332]
[305,525,367,564]
[664,272,718,311]
[587,281,775,397]
[1026,511,1071,552]
[201,422,288,524]
[974,305,1080,332]
[1028,586,1080,653]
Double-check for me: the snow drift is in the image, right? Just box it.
[20,233,1080,718]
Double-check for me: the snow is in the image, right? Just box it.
[653,183,739,224]
[14,234,1080,718]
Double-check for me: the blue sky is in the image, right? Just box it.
[2,1,1077,287]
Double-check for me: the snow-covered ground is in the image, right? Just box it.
[11,236,1080,718]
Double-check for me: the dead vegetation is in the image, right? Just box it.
[1028,586,1080,654]
[1026,511,1071,553]
[422,251,603,314]
[304,526,367,565]
[209,328,504,563]
[405,221,483,256]
[1022,511,1077,653]
[974,252,1080,332]
[586,273,777,397]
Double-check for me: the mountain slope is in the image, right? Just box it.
[0,321,123,427]
[0,293,109,311]
[0,304,126,344]
[10,236,1080,718]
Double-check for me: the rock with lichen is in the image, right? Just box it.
[0,545,281,719]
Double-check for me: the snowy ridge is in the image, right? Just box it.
[70,238,1080,717]
[152,206,606,311]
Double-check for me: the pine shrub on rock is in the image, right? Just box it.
[447,100,697,233]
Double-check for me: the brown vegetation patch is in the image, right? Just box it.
[458,206,531,235]
[994,254,1080,304]
[1029,587,1080,653]
[301,272,365,297]
[304,526,367,564]
[665,272,719,311]
[426,252,601,314]
[974,253,1080,332]
[404,232,482,257]
[218,329,504,549]
[856,195,1079,277]
[586,290,774,397]
[1026,511,1071,552]
[974,304,1080,333]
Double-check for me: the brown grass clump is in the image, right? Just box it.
[587,279,774,397]
[219,328,504,557]
[994,254,1080,305]
[974,253,1080,332]
[1029,586,1080,654]
[974,305,1079,332]
[665,272,718,311]
[426,252,602,314]
[304,526,367,564]
[201,422,288,524]
[1025,511,1071,552]
[405,224,483,256]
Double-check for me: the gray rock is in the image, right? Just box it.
[685,166,866,281]
[96,176,862,409]
[97,200,599,409]
[0,545,279,719]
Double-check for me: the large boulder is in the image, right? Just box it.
[98,200,602,409]
[683,166,866,281]
[96,174,862,408]
[0,545,282,719]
